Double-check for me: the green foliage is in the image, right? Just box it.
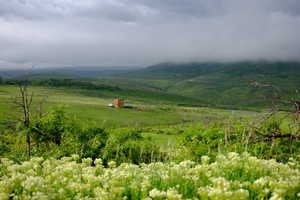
[0,87,300,199]
[0,134,12,155]
[176,117,300,162]
[118,61,300,108]
[179,125,225,160]
[103,129,163,165]
[3,78,119,91]
[2,62,300,109]
[30,107,69,146]
[32,78,120,91]
[1,62,300,198]
[76,127,108,159]
[251,116,300,161]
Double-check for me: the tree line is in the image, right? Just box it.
[0,77,120,91]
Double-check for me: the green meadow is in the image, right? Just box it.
[0,85,258,128]
[1,84,300,199]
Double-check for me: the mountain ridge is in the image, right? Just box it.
[1,61,299,108]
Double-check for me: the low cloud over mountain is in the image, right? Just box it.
[0,0,300,68]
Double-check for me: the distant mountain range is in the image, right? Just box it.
[1,61,300,108]
[115,61,300,107]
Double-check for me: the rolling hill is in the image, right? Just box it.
[114,61,300,108]
[2,61,300,109]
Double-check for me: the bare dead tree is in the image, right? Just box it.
[290,89,300,120]
[13,81,34,157]
[249,81,300,142]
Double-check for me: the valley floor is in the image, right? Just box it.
[0,85,299,199]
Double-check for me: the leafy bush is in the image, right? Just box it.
[177,118,300,162]
[30,108,69,146]
[178,124,232,161]
[103,129,163,165]
[76,127,108,159]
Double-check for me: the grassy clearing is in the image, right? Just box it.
[0,85,258,129]
[0,84,300,199]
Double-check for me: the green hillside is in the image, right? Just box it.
[1,67,300,200]
[3,61,300,109]
[112,61,300,108]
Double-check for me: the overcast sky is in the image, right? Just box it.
[0,0,300,68]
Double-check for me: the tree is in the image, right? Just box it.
[30,107,68,146]
[13,81,34,157]
[251,81,300,140]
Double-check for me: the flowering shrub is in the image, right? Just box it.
[0,153,300,200]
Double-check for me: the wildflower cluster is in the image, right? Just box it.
[0,153,299,199]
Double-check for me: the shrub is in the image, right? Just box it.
[76,127,108,159]
[103,129,163,165]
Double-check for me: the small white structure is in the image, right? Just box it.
[107,103,115,108]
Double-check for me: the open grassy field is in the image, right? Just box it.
[1,84,300,199]
[0,85,259,129]
[0,84,262,154]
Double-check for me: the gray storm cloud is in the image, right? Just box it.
[0,0,300,68]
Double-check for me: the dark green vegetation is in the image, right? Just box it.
[97,61,300,109]
[1,78,203,107]
[0,62,299,168]
[1,63,300,199]
[2,61,300,109]
[0,81,299,165]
